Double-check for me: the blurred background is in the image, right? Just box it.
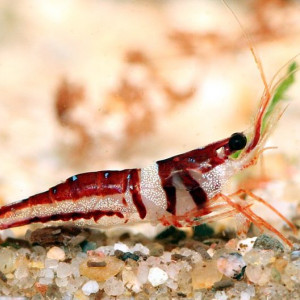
[0,0,300,235]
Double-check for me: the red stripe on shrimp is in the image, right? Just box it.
[128,169,147,219]
[0,170,133,218]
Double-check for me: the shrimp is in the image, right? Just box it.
[0,9,297,248]
[0,66,297,247]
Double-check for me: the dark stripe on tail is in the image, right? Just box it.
[0,210,124,230]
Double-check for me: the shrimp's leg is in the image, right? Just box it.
[159,203,234,227]
[219,193,293,248]
[229,189,297,234]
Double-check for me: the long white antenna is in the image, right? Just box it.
[221,0,270,99]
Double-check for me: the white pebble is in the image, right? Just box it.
[104,277,124,296]
[240,291,251,300]
[62,293,73,300]
[241,285,255,300]
[207,248,215,258]
[55,277,69,287]
[148,267,168,287]
[17,248,31,257]
[244,249,275,266]
[166,278,178,290]
[0,248,16,274]
[69,277,85,294]
[165,263,180,280]
[15,265,29,279]
[47,246,66,261]
[70,260,81,277]
[1,285,11,296]
[245,265,272,285]
[122,268,141,293]
[237,237,257,255]
[95,246,114,256]
[39,277,53,285]
[215,291,228,300]
[131,243,150,255]
[56,262,72,278]
[217,253,246,279]
[40,268,54,279]
[114,242,130,253]
[137,262,149,285]
[82,280,100,296]
[45,258,59,270]
[194,291,203,300]
[161,252,172,263]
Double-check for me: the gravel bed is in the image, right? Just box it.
[0,224,298,299]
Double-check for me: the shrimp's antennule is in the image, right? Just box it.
[221,0,269,93]
[222,0,272,153]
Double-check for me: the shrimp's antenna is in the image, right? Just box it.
[221,0,274,152]
[221,0,270,99]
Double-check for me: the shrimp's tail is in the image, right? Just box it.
[0,191,125,230]
[0,192,51,230]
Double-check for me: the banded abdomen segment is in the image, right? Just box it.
[0,169,147,230]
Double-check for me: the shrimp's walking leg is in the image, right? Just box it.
[229,189,297,234]
[219,193,293,248]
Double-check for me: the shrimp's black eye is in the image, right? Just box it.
[229,132,247,151]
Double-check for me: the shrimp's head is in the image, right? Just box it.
[228,62,296,171]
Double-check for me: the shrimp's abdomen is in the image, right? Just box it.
[0,169,149,230]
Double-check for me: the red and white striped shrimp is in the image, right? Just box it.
[0,8,297,248]
[0,63,297,247]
